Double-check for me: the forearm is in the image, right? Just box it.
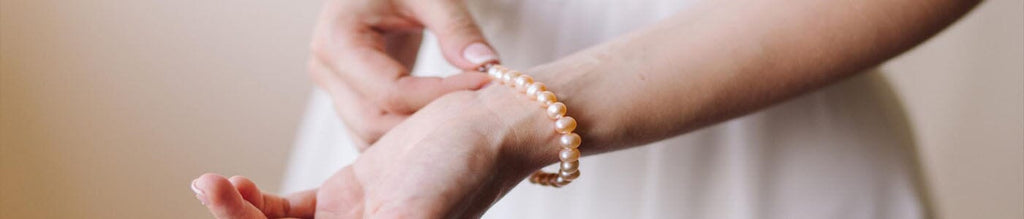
[528,0,977,154]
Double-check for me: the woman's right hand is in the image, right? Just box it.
[308,0,498,150]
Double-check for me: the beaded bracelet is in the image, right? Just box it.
[480,64,581,187]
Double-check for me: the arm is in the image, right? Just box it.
[511,0,979,161]
[193,0,980,217]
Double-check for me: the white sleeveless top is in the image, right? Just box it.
[281,0,928,218]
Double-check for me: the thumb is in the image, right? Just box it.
[412,1,498,69]
[228,176,317,218]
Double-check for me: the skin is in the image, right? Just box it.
[309,0,498,150]
[192,0,980,217]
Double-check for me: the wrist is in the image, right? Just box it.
[470,62,593,187]
[525,53,621,155]
[471,83,562,175]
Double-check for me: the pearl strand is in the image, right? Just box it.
[483,64,581,187]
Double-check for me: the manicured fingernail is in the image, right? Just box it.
[191,179,208,206]
[463,42,498,65]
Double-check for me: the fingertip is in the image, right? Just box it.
[444,72,493,91]
[192,173,227,200]
[461,42,500,69]
[194,174,236,206]
[386,73,491,113]
[413,2,494,70]
[227,175,256,191]
[229,176,262,207]
[196,173,226,182]
[191,174,217,206]
[194,173,254,218]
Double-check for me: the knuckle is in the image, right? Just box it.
[443,15,479,36]
[345,113,385,144]
[271,200,292,218]
[372,88,406,113]
[351,123,376,140]
[354,127,384,145]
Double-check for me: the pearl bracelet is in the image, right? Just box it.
[481,64,581,187]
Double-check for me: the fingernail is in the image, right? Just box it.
[191,179,208,206]
[463,42,499,65]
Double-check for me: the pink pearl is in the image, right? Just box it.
[536,91,557,105]
[561,160,579,172]
[559,133,581,149]
[559,148,580,162]
[487,66,502,78]
[513,75,533,91]
[502,71,521,85]
[541,173,557,186]
[555,176,570,186]
[560,169,581,180]
[526,82,546,97]
[529,173,543,183]
[554,116,577,134]
[546,102,566,119]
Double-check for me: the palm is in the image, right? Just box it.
[314,91,523,218]
[194,89,543,219]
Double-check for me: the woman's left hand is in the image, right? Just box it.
[192,85,559,218]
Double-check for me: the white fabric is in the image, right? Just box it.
[281,0,928,218]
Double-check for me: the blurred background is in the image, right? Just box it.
[1,0,1021,218]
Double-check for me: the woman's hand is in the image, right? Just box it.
[309,0,498,150]
[310,87,560,218]
[191,174,318,218]
[192,0,981,216]
[193,85,560,218]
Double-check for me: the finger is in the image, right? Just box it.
[320,40,491,114]
[315,5,493,114]
[309,59,408,147]
[228,176,263,208]
[391,72,492,113]
[229,176,318,219]
[192,173,266,219]
[308,59,381,149]
[408,0,499,69]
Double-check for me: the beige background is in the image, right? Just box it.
[1,0,1021,218]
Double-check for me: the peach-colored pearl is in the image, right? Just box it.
[559,148,580,162]
[487,66,502,78]
[529,173,543,183]
[559,133,581,148]
[492,69,506,82]
[561,160,579,172]
[499,67,512,78]
[554,116,577,134]
[490,64,585,187]
[526,82,546,97]
[555,176,570,185]
[536,91,557,105]
[546,102,566,119]
[541,174,557,186]
[513,74,533,91]
[502,71,521,85]
[560,169,581,180]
